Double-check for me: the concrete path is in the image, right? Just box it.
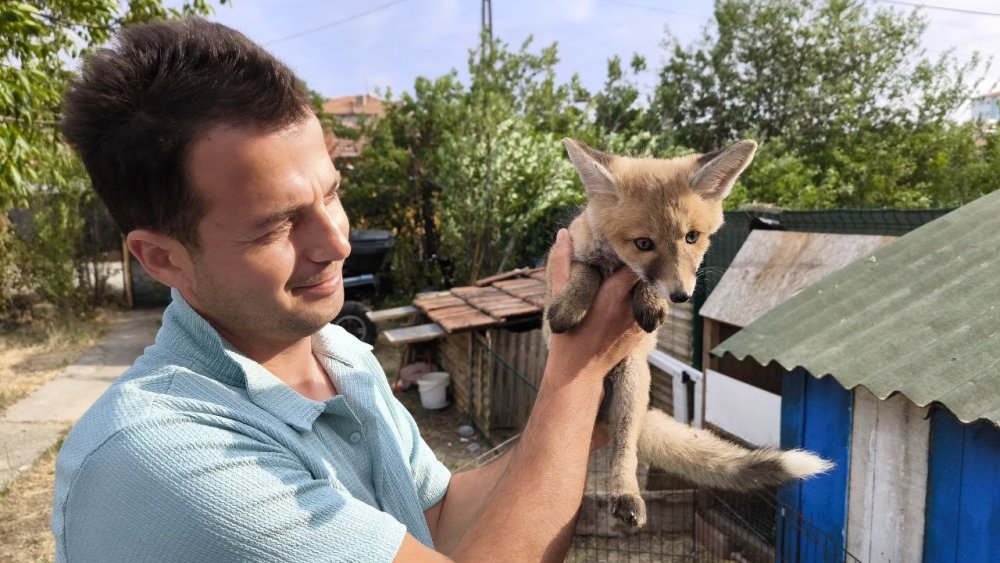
[0,309,162,490]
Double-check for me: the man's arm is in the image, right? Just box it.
[402,228,643,561]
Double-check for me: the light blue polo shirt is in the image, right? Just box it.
[52,290,451,562]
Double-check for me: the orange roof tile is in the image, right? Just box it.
[410,268,548,333]
[322,94,385,118]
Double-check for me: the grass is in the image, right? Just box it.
[0,440,62,563]
[0,310,116,414]
[0,309,112,562]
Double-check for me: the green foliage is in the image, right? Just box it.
[0,0,220,315]
[733,122,1000,210]
[344,37,595,297]
[435,37,590,281]
[651,0,988,151]
[647,0,998,210]
[341,73,467,294]
[436,117,581,281]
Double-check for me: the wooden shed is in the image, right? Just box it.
[714,189,1000,562]
[381,267,699,441]
[699,229,895,447]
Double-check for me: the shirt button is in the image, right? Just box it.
[349,432,362,443]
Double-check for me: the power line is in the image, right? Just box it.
[600,0,703,19]
[264,0,411,46]
[873,0,1000,17]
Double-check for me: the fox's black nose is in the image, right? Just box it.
[669,292,690,303]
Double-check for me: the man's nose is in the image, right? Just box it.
[306,207,350,262]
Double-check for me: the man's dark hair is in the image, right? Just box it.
[61,17,312,248]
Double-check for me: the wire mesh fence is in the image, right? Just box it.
[460,436,863,562]
[569,450,863,562]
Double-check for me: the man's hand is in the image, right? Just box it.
[547,228,645,382]
[416,229,643,563]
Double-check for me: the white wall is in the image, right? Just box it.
[704,369,781,448]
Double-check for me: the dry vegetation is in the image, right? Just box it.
[0,311,113,562]
[0,443,60,563]
[0,311,116,413]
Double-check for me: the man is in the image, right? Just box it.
[54,17,643,562]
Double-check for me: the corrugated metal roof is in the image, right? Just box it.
[713,189,1000,427]
[701,230,896,328]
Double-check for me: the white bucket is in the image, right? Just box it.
[417,371,450,410]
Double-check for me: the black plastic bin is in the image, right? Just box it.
[345,230,394,276]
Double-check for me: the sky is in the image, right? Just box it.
[196,0,1000,111]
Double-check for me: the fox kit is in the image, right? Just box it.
[544,138,831,529]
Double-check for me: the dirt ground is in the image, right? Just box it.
[372,339,493,470]
[0,311,116,413]
[0,447,58,563]
[0,311,113,563]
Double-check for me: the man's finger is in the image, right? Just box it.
[548,229,572,295]
[600,266,640,301]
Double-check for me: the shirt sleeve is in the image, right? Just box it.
[60,412,407,563]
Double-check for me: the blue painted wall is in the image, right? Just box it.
[924,409,1000,563]
[777,368,853,563]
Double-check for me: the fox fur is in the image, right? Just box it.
[543,138,832,529]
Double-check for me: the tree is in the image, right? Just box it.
[648,0,998,209]
[0,1,221,314]
[343,37,595,296]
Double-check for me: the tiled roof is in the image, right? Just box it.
[324,133,366,159]
[322,94,385,118]
[412,268,547,333]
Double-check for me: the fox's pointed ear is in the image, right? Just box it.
[563,138,617,203]
[690,139,758,201]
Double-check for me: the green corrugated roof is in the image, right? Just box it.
[713,189,1000,427]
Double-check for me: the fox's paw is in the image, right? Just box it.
[609,492,646,529]
[632,283,668,333]
[633,303,667,333]
[546,300,588,333]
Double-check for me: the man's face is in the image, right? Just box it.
[181,115,350,348]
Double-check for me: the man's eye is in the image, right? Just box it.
[635,238,655,251]
[257,222,291,243]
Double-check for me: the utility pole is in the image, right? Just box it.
[481,0,492,47]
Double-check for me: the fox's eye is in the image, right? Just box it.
[685,231,700,244]
[635,238,654,251]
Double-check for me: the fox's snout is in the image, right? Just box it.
[668,291,690,304]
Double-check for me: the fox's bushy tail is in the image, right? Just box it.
[637,408,832,491]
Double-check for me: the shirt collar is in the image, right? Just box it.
[158,289,373,431]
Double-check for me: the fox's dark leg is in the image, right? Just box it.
[632,281,669,333]
[546,262,602,333]
[607,352,652,528]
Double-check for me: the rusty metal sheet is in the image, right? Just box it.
[701,230,896,328]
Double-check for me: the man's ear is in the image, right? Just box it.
[690,139,758,201]
[563,138,618,204]
[125,229,196,291]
